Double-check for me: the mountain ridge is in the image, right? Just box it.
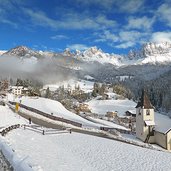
[1,42,171,66]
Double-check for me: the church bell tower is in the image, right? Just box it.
[136,90,155,143]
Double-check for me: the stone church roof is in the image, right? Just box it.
[135,90,154,109]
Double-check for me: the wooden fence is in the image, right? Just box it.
[100,126,135,135]
[22,124,72,135]
[9,101,82,128]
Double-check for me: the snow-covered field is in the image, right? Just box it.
[87,98,136,116]
[0,105,170,171]
[44,79,94,93]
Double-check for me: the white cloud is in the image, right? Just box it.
[67,44,89,51]
[51,35,68,40]
[0,2,18,28]
[0,0,29,28]
[119,31,142,42]
[23,9,116,30]
[95,30,149,49]
[96,30,119,42]
[151,32,171,43]
[74,0,115,10]
[157,3,171,27]
[118,0,145,13]
[114,31,149,49]
[96,15,116,28]
[127,16,155,30]
[75,0,145,13]
[115,42,135,49]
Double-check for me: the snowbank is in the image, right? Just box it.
[0,138,33,171]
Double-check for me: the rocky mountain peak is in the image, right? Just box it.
[141,42,171,57]
[4,45,40,57]
[83,46,102,56]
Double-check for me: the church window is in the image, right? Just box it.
[146,109,150,115]
[139,109,141,115]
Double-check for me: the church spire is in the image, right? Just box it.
[136,89,154,109]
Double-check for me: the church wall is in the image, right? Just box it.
[166,130,171,151]
[143,109,154,121]
[155,131,166,149]
[136,108,155,142]
[136,107,145,141]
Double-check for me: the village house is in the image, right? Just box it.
[125,110,136,117]
[10,86,29,96]
[105,111,117,118]
[136,90,171,150]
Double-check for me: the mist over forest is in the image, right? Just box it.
[0,55,75,85]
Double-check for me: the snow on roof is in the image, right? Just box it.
[145,120,155,126]
[155,112,171,134]
[11,86,23,89]
[84,75,95,80]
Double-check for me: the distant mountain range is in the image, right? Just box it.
[1,42,171,66]
[1,43,171,114]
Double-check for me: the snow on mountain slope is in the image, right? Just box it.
[2,42,171,67]
[3,46,41,58]
[0,50,6,56]
[137,53,171,64]
[129,42,171,65]
[75,46,123,65]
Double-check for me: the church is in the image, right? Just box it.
[136,90,171,150]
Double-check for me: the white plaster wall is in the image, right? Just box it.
[155,131,166,149]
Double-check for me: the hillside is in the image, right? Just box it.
[0,100,171,171]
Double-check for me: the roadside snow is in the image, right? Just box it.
[86,116,129,130]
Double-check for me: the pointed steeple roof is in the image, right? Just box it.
[135,90,154,109]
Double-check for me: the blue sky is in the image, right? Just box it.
[0,0,171,54]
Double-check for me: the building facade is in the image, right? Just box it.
[136,90,171,150]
